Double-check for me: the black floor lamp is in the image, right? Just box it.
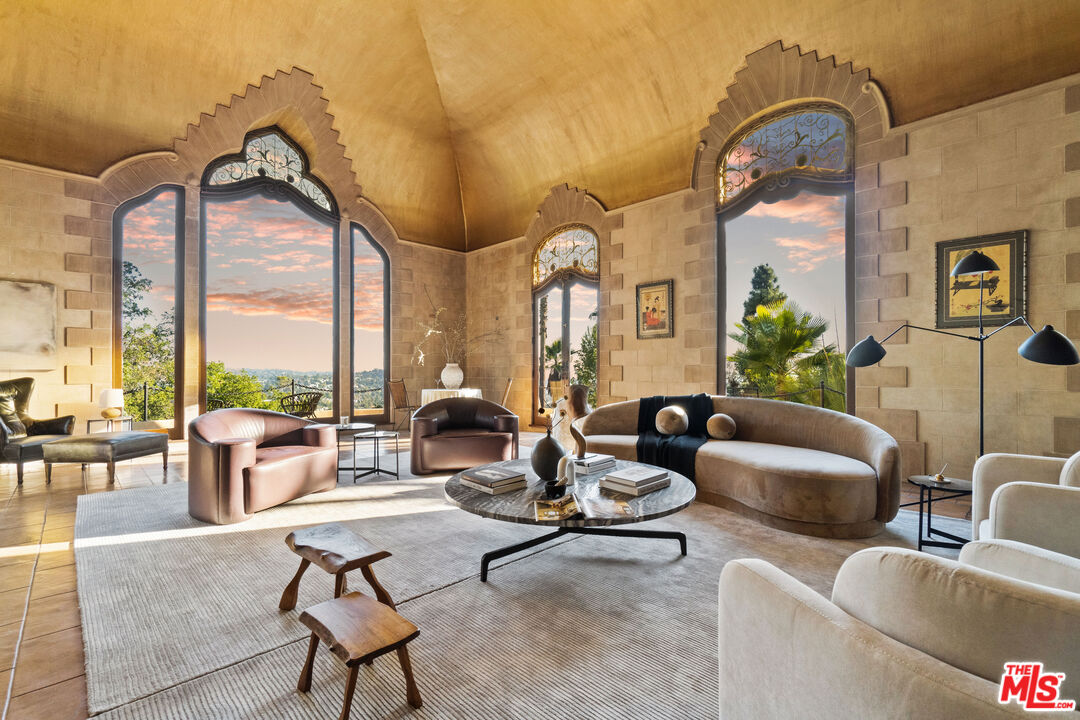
[846,250,1079,456]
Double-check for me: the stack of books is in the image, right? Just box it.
[599,465,670,496]
[573,452,616,474]
[459,465,527,494]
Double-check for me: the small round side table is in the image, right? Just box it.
[352,431,400,481]
[904,474,972,551]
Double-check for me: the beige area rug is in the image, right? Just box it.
[75,458,966,718]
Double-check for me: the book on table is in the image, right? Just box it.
[574,454,616,474]
[534,492,636,521]
[576,493,635,519]
[461,465,526,487]
[599,476,671,497]
[460,477,527,495]
[573,453,615,468]
[604,465,668,486]
[534,494,580,521]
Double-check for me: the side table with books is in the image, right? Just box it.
[445,458,695,581]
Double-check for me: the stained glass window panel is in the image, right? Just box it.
[719,109,850,206]
[532,225,599,287]
[207,131,332,212]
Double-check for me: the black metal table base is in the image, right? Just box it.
[352,433,400,481]
[905,485,971,551]
[479,526,687,582]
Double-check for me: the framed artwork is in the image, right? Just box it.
[0,280,57,370]
[636,279,674,339]
[935,230,1027,329]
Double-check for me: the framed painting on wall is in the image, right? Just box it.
[636,279,674,339]
[0,279,57,370]
[935,230,1027,329]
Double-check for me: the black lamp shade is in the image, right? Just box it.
[846,335,887,367]
[1018,325,1080,365]
[951,250,999,276]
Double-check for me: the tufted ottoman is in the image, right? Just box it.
[42,431,168,484]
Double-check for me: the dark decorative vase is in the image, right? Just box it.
[531,428,565,484]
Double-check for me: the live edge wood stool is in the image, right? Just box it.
[279,523,396,612]
[298,592,423,718]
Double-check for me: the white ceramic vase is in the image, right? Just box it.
[441,362,464,389]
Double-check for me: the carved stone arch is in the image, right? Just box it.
[691,40,920,473]
[95,66,410,435]
[524,183,608,249]
[691,40,892,195]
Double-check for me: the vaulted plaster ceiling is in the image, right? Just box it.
[2,0,1078,250]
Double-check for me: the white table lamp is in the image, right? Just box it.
[99,388,125,419]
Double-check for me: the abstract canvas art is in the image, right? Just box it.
[0,280,57,369]
[935,231,1027,329]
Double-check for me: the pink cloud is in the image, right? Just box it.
[744,193,844,227]
[206,284,333,325]
[774,226,845,273]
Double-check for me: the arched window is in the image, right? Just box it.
[718,103,853,210]
[114,185,183,429]
[352,224,389,420]
[532,224,599,424]
[717,103,855,412]
[201,127,339,416]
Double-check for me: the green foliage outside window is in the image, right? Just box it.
[728,299,845,412]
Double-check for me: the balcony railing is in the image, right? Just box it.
[125,379,384,419]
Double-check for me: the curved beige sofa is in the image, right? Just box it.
[580,396,900,538]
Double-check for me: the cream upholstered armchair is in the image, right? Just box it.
[719,544,1080,718]
[972,450,1080,558]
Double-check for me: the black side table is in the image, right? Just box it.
[903,475,972,551]
[352,431,400,481]
[333,423,375,471]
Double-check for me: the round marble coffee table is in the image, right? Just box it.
[445,458,695,581]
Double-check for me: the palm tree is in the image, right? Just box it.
[727,300,835,399]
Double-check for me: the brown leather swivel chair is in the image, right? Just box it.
[188,408,337,524]
[0,377,75,484]
[410,398,518,475]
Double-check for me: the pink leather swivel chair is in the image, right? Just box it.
[410,398,518,474]
[188,408,337,524]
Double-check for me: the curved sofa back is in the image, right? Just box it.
[582,396,901,522]
[413,397,512,432]
[189,407,314,447]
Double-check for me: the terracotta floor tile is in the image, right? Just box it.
[0,560,34,593]
[0,620,20,671]
[0,668,9,710]
[28,564,77,601]
[23,591,79,640]
[0,526,43,549]
[10,626,84,696]
[35,548,75,571]
[41,526,74,544]
[0,586,29,622]
[7,673,88,720]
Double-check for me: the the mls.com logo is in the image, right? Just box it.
[999,663,1077,711]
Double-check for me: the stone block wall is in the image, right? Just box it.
[0,161,114,429]
[858,74,1080,479]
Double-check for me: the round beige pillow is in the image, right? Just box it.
[655,405,689,435]
[706,412,736,440]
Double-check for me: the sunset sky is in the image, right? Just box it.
[124,193,386,375]
[725,191,847,350]
[124,188,845,380]
[121,190,177,321]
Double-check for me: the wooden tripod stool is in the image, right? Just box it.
[298,592,422,718]
[280,523,396,611]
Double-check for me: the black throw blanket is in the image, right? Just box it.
[635,393,713,483]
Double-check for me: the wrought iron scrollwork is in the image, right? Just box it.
[532,224,599,288]
[205,129,334,214]
[718,104,853,208]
